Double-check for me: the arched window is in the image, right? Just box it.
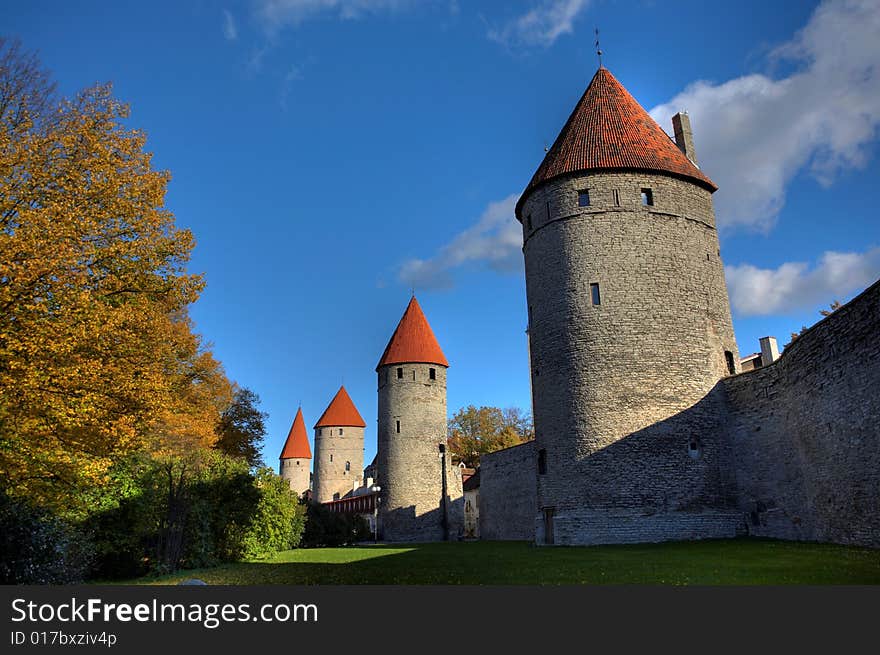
[345,461,351,472]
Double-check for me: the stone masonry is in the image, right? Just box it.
[723,279,880,547]
[312,425,365,503]
[280,457,310,497]
[481,280,880,547]
[377,362,464,541]
[479,441,536,541]
[520,171,740,545]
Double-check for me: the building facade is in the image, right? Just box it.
[311,386,366,503]
[376,297,463,541]
[475,65,880,549]
[279,406,311,497]
[517,67,740,544]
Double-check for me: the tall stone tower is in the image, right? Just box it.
[311,386,366,503]
[518,67,740,545]
[376,296,463,541]
[279,407,311,498]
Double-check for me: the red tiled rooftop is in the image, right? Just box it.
[516,67,716,219]
[376,296,449,370]
[280,407,312,459]
[314,386,366,428]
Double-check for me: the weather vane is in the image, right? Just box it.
[595,28,603,68]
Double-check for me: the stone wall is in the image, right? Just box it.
[479,441,536,541]
[464,488,479,539]
[723,280,880,548]
[476,277,880,546]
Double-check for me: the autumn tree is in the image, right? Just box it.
[0,39,230,515]
[0,37,56,132]
[214,387,267,468]
[447,405,534,468]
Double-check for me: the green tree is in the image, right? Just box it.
[214,387,267,468]
[447,405,533,468]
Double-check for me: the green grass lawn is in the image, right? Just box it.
[121,538,880,585]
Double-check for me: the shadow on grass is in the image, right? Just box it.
[126,538,880,586]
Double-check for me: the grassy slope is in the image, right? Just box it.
[123,538,880,585]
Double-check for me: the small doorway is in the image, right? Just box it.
[543,507,555,545]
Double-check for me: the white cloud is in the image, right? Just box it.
[222,9,238,41]
[398,1,880,295]
[725,247,880,316]
[398,194,522,290]
[488,0,591,48]
[256,0,413,32]
[650,0,880,232]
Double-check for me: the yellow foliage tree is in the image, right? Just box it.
[0,39,231,514]
[447,405,534,468]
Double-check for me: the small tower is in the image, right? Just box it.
[311,386,366,503]
[518,67,739,545]
[279,407,311,498]
[376,296,463,542]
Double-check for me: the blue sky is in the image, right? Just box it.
[4,0,879,471]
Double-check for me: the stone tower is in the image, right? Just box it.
[311,386,366,503]
[517,67,740,545]
[376,296,463,541]
[279,407,312,498]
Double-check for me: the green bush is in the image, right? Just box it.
[4,452,307,582]
[0,489,93,584]
[85,454,306,578]
[302,502,371,547]
[236,468,307,559]
[180,455,259,569]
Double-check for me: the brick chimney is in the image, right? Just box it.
[759,336,780,365]
[672,111,698,166]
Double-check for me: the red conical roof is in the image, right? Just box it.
[314,386,366,428]
[280,407,311,459]
[516,67,716,219]
[376,296,449,370]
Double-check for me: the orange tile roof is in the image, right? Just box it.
[516,67,716,220]
[314,386,366,428]
[280,407,312,459]
[376,296,449,370]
